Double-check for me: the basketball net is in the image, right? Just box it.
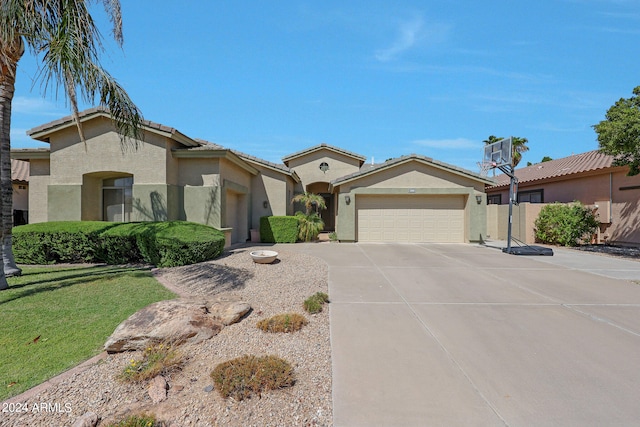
[477,161,497,177]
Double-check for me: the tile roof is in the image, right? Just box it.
[12,159,29,183]
[488,150,616,189]
[282,143,366,164]
[192,139,294,174]
[331,153,494,186]
[27,106,198,146]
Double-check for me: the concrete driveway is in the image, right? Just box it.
[294,243,640,427]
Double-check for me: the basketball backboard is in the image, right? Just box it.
[483,137,513,169]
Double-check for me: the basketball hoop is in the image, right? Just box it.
[477,161,496,177]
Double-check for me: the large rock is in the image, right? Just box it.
[104,297,250,353]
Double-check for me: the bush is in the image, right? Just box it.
[119,341,183,382]
[106,414,166,427]
[304,292,329,314]
[13,221,225,267]
[534,202,599,247]
[211,355,295,400]
[256,313,308,333]
[260,216,299,243]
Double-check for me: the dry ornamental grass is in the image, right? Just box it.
[256,313,309,333]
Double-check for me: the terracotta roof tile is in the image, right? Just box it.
[282,143,366,164]
[488,150,616,188]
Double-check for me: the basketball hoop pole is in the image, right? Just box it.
[497,164,518,254]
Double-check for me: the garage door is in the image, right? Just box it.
[357,195,465,243]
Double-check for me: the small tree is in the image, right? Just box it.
[291,192,326,241]
[593,86,640,176]
[534,202,599,247]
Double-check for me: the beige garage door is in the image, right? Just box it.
[357,195,465,243]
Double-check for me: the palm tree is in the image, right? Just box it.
[291,192,326,241]
[292,192,327,215]
[0,0,143,289]
[483,135,529,167]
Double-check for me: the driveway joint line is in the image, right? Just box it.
[355,244,510,426]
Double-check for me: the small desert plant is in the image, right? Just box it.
[295,211,325,242]
[119,342,183,382]
[328,231,338,241]
[211,355,295,400]
[107,413,166,427]
[257,313,308,333]
[304,292,329,314]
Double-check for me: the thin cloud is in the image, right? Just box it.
[374,15,449,62]
[412,138,478,149]
[12,96,66,116]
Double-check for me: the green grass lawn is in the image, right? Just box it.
[0,265,176,401]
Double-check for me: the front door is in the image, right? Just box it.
[320,193,334,231]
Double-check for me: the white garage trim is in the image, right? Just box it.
[356,195,465,243]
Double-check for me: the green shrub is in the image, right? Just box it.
[534,202,599,247]
[13,221,225,267]
[260,216,299,243]
[304,292,329,314]
[119,341,183,382]
[107,414,166,427]
[256,313,308,333]
[211,355,295,400]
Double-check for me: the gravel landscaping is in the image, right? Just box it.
[1,247,331,427]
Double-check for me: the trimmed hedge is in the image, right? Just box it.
[260,216,299,243]
[13,221,226,267]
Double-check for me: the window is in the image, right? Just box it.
[487,194,502,205]
[517,189,543,203]
[103,176,133,222]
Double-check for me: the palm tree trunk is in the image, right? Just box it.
[0,37,25,289]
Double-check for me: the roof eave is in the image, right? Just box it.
[172,148,259,175]
[11,149,51,160]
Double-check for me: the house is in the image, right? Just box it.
[485,150,640,246]
[12,107,492,245]
[12,159,29,225]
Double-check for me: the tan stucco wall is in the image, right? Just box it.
[487,203,545,243]
[249,165,290,230]
[286,149,361,188]
[28,159,50,223]
[333,161,487,242]
[49,117,170,185]
[486,169,640,245]
[178,158,221,186]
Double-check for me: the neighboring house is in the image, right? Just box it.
[485,150,640,246]
[12,159,29,225]
[12,107,492,245]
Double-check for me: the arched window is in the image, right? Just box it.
[103,176,133,222]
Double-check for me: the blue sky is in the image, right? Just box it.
[10,0,640,172]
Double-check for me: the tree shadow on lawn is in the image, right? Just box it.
[1,266,152,305]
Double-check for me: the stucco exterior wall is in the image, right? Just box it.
[177,158,220,186]
[333,162,487,243]
[49,117,170,185]
[249,165,290,230]
[28,159,50,223]
[487,169,640,245]
[287,150,361,188]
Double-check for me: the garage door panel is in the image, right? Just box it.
[357,195,465,243]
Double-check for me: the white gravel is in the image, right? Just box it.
[1,247,332,427]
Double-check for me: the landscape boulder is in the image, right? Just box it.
[104,297,250,353]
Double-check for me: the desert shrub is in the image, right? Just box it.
[12,221,225,267]
[256,313,308,333]
[260,216,299,243]
[328,231,338,242]
[106,414,166,427]
[304,292,329,314]
[534,202,599,247]
[119,342,183,382]
[211,355,295,400]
